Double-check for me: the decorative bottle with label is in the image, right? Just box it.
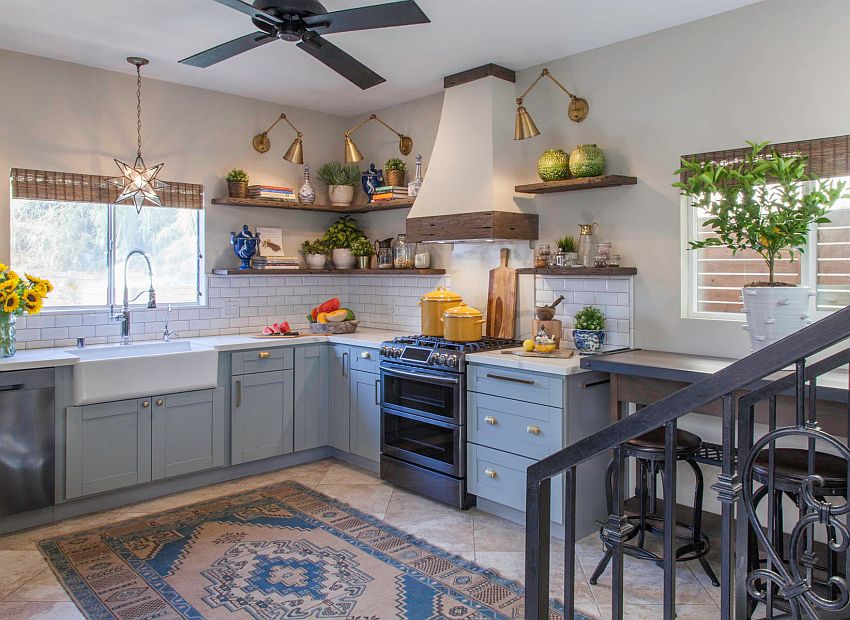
[298,164,316,204]
[408,154,424,197]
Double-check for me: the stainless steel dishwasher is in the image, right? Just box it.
[0,368,55,516]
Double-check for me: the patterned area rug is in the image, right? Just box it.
[39,481,575,619]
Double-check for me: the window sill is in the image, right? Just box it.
[40,302,204,315]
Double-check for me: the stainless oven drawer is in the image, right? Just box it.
[381,408,464,477]
[468,364,564,408]
[380,362,463,425]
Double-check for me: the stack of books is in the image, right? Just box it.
[247,185,296,201]
[252,256,301,270]
[371,186,409,202]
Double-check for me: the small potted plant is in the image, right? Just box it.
[317,162,360,206]
[225,169,249,198]
[323,216,364,269]
[572,306,606,352]
[555,235,578,267]
[302,239,328,270]
[350,237,375,269]
[384,157,406,187]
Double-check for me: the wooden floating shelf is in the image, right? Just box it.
[516,267,637,276]
[212,268,445,276]
[211,197,414,214]
[515,175,638,195]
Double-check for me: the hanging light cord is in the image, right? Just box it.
[136,63,143,160]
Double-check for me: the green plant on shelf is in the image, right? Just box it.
[323,216,365,249]
[316,162,360,187]
[225,169,248,183]
[556,235,578,253]
[301,239,328,255]
[384,157,406,172]
[573,306,606,331]
[350,237,375,257]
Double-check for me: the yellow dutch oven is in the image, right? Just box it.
[418,286,463,336]
[441,303,485,342]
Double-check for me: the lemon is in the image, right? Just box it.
[522,339,535,352]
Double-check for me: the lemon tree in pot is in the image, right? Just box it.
[317,162,360,206]
[676,141,845,350]
[323,215,365,270]
[572,306,606,352]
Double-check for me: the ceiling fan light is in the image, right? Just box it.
[344,136,364,163]
[514,105,540,140]
[283,137,304,164]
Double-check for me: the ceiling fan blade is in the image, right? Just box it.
[209,0,281,27]
[302,0,429,35]
[180,32,275,67]
[297,33,385,89]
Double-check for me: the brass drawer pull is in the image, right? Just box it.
[156,399,164,406]
[360,351,372,359]
[258,351,270,359]
[485,468,498,479]
[484,415,497,425]
[485,373,535,386]
[527,425,542,436]
[142,401,150,408]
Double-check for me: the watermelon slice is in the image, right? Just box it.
[262,326,274,335]
[318,298,340,313]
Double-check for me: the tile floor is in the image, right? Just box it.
[0,459,724,619]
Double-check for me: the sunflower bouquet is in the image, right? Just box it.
[0,264,53,357]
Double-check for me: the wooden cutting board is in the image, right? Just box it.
[486,248,517,338]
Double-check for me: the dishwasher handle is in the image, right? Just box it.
[0,384,24,392]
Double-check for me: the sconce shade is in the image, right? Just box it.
[514,105,540,140]
[283,137,304,164]
[344,136,365,163]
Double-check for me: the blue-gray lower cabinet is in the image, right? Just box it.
[349,369,381,462]
[329,345,351,451]
[294,345,330,452]
[231,370,293,465]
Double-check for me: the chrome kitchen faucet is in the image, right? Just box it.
[111,249,156,345]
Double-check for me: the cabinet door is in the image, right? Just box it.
[349,369,381,462]
[65,397,152,499]
[231,370,292,464]
[329,345,351,451]
[294,345,329,452]
[152,388,223,480]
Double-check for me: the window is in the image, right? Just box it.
[9,169,204,310]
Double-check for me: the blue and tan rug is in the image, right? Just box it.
[38,481,572,619]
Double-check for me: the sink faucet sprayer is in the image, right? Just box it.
[111,250,156,345]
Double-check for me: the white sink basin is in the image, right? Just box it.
[68,341,219,405]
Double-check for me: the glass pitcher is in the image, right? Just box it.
[375,237,394,269]
[577,223,600,268]
[393,233,414,269]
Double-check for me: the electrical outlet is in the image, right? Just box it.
[224,303,240,318]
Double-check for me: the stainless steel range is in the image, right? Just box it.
[378,335,521,509]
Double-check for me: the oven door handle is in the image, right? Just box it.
[382,406,459,430]
[380,366,461,385]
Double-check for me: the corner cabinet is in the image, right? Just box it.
[349,369,381,462]
[329,345,351,451]
[328,345,381,463]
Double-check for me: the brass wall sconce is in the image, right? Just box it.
[514,68,589,140]
[253,113,304,164]
[343,113,413,163]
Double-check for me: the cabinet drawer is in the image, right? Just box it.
[468,392,561,460]
[232,347,293,375]
[468,364,563,407]
[467,444,562,524]
[350,346,379,374]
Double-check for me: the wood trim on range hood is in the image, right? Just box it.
[406,211,539,243]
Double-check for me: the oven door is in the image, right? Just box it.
[381,408,464,476]
[380,362,463,424]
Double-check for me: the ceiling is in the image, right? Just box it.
[0,0,761,116]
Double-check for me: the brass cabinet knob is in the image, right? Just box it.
[527,425,542,436]
[485,468,498,479]
[142,401,150,408]
[360,351,372,359]
[258,351,270,359]
[156,399,164,406]
[484,416,497,425]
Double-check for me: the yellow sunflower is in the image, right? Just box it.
[26,274,53,293]
[0,263,7,273]
[3,292,20,313]
[22,290,43,314]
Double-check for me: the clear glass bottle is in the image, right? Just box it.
[577,223,599,268]
[414,244,431,268]
[393,233,414,269]
[535,244,551,268]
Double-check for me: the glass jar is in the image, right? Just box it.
[607,254,621,267]
[535,244,551,268]
[0,313,16,358]
[375,238,394,269]
[414,245,431,269]
[393,233,414,269]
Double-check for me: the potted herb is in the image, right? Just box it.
[317,162,360,206]
[301,239,328,270]
[350,237,375,269]
[572,306,606,352]
[384,157,406,187]
[225,169,249,198]
[675,141,845,350]
[555,235,578,267]
[323,216,365,269]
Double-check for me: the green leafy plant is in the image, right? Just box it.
[225,168,248,183]
[573,306,606,331]
[556,235,578,253]
[350,237,375,257]
[675,141,845,285]
[384,157,406,172]
[316,162,360,186]
[301,239,327,255]
[323,216,365,250]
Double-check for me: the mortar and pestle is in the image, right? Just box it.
[535,295,565,321]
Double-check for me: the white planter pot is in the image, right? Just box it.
[741,285,814,351]
[328,184,354,206]
[332,248,356,270]
[305,253,326,270]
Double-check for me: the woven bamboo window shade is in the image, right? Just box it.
[10,168,203,209]
[680,134,850,182]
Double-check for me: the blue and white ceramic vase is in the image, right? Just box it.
[573,329,605,352]
[361,163,383,201]
[298,164,316,204]
[231,225,259,270]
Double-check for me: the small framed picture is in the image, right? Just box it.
[256,227,286,258]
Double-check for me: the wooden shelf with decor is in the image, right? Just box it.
[211,196,414,214]
[516,267,637,276]
[515,175,637,194]
[211,268,444,276]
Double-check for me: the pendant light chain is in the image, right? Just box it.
[136,63,143,160]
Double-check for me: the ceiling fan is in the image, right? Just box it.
[180,0,430,89]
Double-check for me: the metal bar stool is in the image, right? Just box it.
[589,427,720,586]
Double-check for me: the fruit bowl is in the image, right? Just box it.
[330,320,358,334]
[309,323,335,334]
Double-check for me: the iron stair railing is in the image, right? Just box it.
[525,305,850,620]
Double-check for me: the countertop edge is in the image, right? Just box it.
[466,349,588,376]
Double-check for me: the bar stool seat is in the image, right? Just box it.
[752,448,847,492]
[626,427,702,454]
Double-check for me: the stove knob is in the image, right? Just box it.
[427,353,438,365]
[394,348,403,357]
[380,346,387,356]
[438,354,448,365]
[447,355,458,367]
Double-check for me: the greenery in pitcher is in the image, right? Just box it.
[675,140,845,285]
[556,235,578,253]
[316,162,360,187]
[573,306,606,331]
[301,239,328,255]
[350,237,375,257]
[225,168,248,183]
[323,216,365,249]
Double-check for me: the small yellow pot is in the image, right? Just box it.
[441,303,485,342]
[419,286,463,336]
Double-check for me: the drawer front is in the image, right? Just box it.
[350,346,379,374]
[232,347,293,375]
[468,364,563,407]
[467,443,562,524]
[468,392,561,460]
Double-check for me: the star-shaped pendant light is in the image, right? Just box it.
[111,57,167,213]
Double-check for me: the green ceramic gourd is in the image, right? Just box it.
[536,149,571,182]
[569,144,605,177]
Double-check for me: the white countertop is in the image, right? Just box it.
[0,347,79,372]
[466,347,589,376]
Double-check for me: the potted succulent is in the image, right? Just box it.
[572,306,606,352]
[350,237,375,269]
[301,239,328,270]
[555,235,579,267]
[676,141,845,350]
[317,162,360,206]
[225,168,249,198]
[323,216,365,269]
[384,157,406,187]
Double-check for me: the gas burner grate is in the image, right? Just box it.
[392,335,522,353]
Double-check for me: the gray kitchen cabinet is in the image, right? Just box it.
[294,344,329,452]
[152,388,224,480]
[349,369,381,462]
[231,370,293,464]
[329,345,351,451]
